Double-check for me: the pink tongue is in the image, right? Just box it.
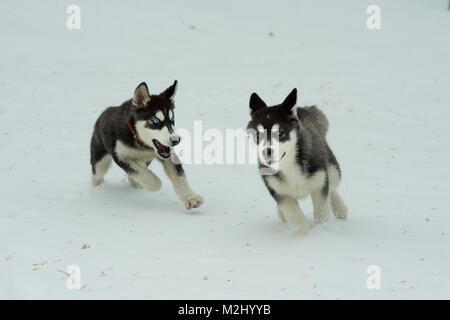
[155,140,170,156]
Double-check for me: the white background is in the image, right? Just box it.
[0,0,449,299]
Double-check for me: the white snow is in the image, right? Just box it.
[1,0,449,299]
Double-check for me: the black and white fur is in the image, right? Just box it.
[90,81,204,210]
[247,89,347,235]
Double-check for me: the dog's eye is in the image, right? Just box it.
[273,129,285,138]
[150,117,160,125]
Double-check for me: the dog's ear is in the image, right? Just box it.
[249,93,267,114]
[161,80,178,102]
[133,82,151,109]
[281,88,297,111]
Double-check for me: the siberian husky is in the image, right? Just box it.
[90,81,204,210]
[247,88,347,235]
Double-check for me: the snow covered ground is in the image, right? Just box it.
[1,0,449,299]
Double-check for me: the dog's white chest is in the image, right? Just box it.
[266,160,326,199]
[267,171,309,199]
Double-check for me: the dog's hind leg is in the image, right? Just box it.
[128,176,142,189]
[90,137,112,187]
[327,164,347,219]
[277,208,286,222]
[311,190,331,224]
[311,178,331,224]
[91,155,112,187]
[331,190,348,220]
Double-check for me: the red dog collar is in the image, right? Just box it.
[127,122,145,145]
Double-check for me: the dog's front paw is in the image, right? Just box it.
[92,176,104,187]
[292,222,310,236]
[314,210,330,224]
[183,194,204,210]
[334,207,348,220]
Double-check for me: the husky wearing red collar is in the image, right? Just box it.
[90,81,204,210]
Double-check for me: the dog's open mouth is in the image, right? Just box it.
[152,139,171,159]
[263,152,286,166]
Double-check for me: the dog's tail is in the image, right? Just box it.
[297,106,329,138]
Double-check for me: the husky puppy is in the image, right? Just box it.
[247,89,347,235]
[90,81,204,210]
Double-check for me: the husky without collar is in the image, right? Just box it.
[247,88,347,235]
[90,81,204,210]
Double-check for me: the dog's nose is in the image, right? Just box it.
[170,134,181,146]
[262,147,274,158]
